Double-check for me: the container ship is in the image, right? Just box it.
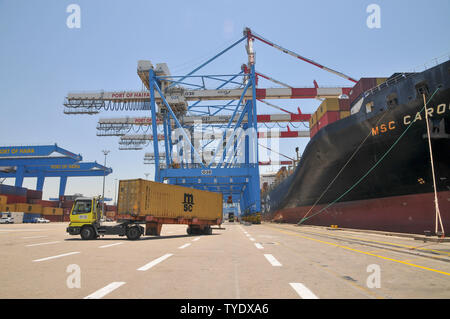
[261,59,450,235]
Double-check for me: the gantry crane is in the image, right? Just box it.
[63,27,356,216]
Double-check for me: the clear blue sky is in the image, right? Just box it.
[1,0,449,201]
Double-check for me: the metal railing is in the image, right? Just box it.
[362,53,450,98]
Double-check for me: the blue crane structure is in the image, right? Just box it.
[62,27,355,217]
[0,144,112,197]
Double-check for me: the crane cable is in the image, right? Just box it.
[297,104,392,224]
[258,143,295,161]
[298,88,441,230]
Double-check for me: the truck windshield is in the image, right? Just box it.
[72,200,92,214]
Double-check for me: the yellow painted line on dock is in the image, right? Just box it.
[366,249,388,254]
[267,226,450,277]
[275,225,450,257]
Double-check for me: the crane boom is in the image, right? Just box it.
[66,86,349,102]
[97,112,310,126]
[244,27,358,83]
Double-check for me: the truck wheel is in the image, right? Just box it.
[80,226,95,240]
[126,226,141,240]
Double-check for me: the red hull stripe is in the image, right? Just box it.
[271,191,450,235]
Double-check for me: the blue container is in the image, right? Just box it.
[0,184,27,196]
[23,213,34,223]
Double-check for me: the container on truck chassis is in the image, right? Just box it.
[66,179,223,240]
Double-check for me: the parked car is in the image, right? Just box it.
[0,217,14,224]
[35,218,50,223]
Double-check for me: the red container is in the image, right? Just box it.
[106,205,117,212]
[349,78,377,105]
[61,201,74,209]
[43,215,63,222]
[310,124,318,138]
[35,200,59,207]
[338,98,350,111]
[26,189,43,201]
[4,194,27,204]
[317,111,340,130]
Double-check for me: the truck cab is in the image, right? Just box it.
[66,196,144,240]
[69,197,100,226]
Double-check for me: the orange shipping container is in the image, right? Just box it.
[14,203,42,214]
[316,98,340,120]
[118,179,222,222]
[0,195,7,205]
[340,111,351,119]
[376,77,388,86]
[3,204,16,212]
[42,207,63,216]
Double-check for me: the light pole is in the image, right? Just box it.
[114,178,118,206]
[102,150,110,219]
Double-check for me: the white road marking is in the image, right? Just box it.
[99,243,123,249]
[32,251,80,262]
[264,254,282,267]
[0,229,48,232]
[137,253,173,271]
[26,241,60,247]
[289,283,319,299]
[84,282,126,299]
[178,243,191,249]
[23,236,48,239]
[254,243,264,249]
[249,237,255,241]
[192,237,201,241]
[245,234,251,237]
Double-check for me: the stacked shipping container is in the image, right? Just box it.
[117,179,222,221]
[0,185,63,223]
[309,76,388,138]
[348,77,388,105]
[309,98,351,138]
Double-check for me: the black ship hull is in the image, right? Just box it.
[262,60,450,235]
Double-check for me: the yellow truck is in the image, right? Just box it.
[66,179,223,240]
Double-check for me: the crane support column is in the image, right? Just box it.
[149,68,161,182]
[36,172,45,191]
[59,176,67,198]
[15,165,25,187]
